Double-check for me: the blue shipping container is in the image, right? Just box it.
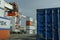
[37,8,60,40]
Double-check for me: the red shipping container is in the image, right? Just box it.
[7,12,18,16]
[26,21,33,26]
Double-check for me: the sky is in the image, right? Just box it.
[6,0,60,26]
[6,0,60,19]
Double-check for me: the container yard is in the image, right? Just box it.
[0,0,37,40]
[1,0,60,40]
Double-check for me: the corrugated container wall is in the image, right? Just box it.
[37,8,60,40]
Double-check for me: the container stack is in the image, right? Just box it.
[0,17,10,39]
[0,0,5,17]
[26,17,35,34]
[0,0,10,39]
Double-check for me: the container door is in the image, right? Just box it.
[58,8,60,40]
[37,9,45,40]
[46,9,52,40]
[52,8,59,40]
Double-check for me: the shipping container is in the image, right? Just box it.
[0,0,5,8]
[0,9,5,17]
[10,16,16,32]
[0,17,10,39]
[0,0,6,17]
[26,17,36,34]
[37,8,60,40]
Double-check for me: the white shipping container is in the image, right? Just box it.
[5,1,13,10]
[26,17,33,21]
[27,29,36,34]
[0,9,4,17]
[10,17,16,31]
[0,17,10,29]
[26,26,36,29]
[0,0,5,8]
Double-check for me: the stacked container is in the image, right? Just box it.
[0,17,10,39]
[0,0,11,39]
[0,0,5,17]
[26,17,35,34]
[37,8,60,40]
